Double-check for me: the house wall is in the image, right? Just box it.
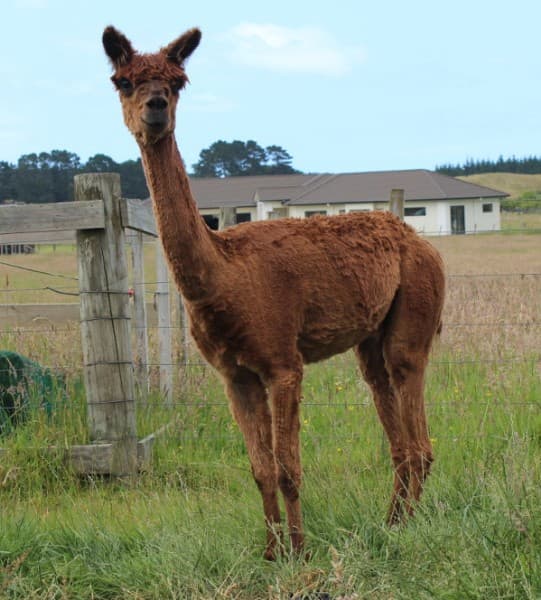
[430,198,501,234]
[288,204,345,218]
[257,201,285,220]
[402,199,501,235]
[469,198,501,233]
[199,197,501,234]
[199,207,257,223]
[404,202,441,235]
[345,203,375,212]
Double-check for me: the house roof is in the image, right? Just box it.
[186,169,507,210]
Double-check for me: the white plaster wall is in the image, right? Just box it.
[202,198,501,233]
[403,203,439,235]
[345,203,374,212]
[288,204,345,218]
[470,198,501,233]
[405,199,501,235]
[447,198,501,234]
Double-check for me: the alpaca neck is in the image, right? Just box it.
[139,134,223,302]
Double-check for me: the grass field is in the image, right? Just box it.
[0,227,540,599]
[460,172,541,197]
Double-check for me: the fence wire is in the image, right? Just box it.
[1,246,540,423]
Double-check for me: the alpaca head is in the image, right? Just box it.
[102,26,201,146]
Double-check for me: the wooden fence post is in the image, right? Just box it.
[130,231,149,399]
[75,173,138,475]
[390,189,405,221]
[178,291,190,368]
[155,243,173,405]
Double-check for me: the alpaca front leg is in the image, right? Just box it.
[225,369,282,559]
[269,367,304,555]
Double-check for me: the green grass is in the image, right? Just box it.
[1,353,540,599]
[1,230,540,598]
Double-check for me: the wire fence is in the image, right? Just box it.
[1,269,540,359]
[1,239,540,418]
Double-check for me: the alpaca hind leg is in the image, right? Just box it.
[269,364,304,555]
[381,246,443,515]
[225,368,281,560]
[356,337,410,525]
[390,357,433,508]
[383,335,434,518]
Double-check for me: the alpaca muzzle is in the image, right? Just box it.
[142,94,169,128]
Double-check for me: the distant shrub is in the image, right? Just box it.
[502,190,541,212]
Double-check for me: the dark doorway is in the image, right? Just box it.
[450,205,465,234]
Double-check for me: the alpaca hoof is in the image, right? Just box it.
[387,503,405,527]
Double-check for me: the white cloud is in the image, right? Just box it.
[226,23,365,77]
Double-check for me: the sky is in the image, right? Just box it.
[1,0,541,175]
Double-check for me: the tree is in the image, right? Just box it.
[84,153,118,173]
[435,154,541,176]
[117,158,148,198]
[0,161,17,203]
[264,145,297,174]
[192,140,301,177]
[12,150,81,203]
[48,150,81,202]
[15,153,54,203]
[0,142,299,204]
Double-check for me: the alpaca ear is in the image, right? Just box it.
[163,28,202,65]
[102,26,135,68]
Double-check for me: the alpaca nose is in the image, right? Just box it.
[146,96,168,111]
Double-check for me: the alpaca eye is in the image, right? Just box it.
[116,77,133,92]
[171,78,185,93]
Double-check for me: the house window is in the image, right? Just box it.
[268,207,288,220]
[482,203,493,213]
[236,213,251,224]
[305,210,327,217]
[404,207,426,217]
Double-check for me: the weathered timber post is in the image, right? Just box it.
[130,231,149,398]
[389,188,405,221]
[178,291,190,368]
[75,173,138,475]
[155,243,173,405]
[219,206,236,229]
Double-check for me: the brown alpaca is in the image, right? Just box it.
[103,26,445,559]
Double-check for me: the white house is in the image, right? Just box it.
[188,169,507,235]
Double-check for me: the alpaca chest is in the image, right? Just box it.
[186,300,250,367]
